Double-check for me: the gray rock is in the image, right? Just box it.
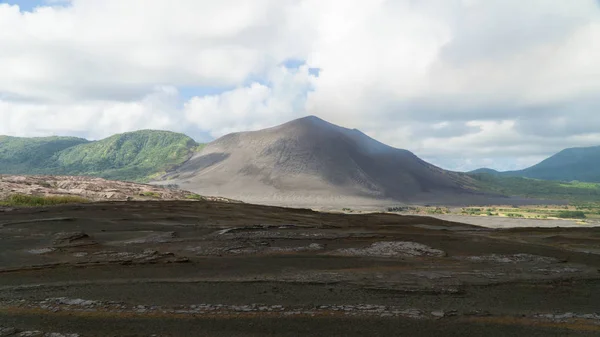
[52,232,96,247]
[332,241,445,258]
[431,311,445,318]
[0,326,17,337]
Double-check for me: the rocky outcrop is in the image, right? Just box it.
[53,232,96,248]
[330,241,446,258]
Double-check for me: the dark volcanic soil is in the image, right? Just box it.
[1,200,599,336]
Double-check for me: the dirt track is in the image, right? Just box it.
[1,200,600,336]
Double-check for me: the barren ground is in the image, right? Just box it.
[1,200,600,336]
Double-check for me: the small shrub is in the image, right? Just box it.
[185,194,205,200]
[557,211,586,219]
[426,207,445,214]
[387,206,416,212]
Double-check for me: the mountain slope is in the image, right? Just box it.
[504,146,600,182]
[0,136,89,174]
[48,130,201,181]
[469,146,600,183]
[0,130,201,182]
[158,116,485,205]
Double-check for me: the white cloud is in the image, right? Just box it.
[0,0,306,101]
[184,66,316,137]
[0,86,181,139]
[1,0,600,171]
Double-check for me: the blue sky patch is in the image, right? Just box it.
[280,59,321,77]
[308,68,321,77]
[1,0,42,11]
[1,0,69,12]
[281,59,306,69]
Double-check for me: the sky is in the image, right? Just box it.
[1,0,600,172]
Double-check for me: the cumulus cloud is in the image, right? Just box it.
[0,0,307,102]
[184,65,316,137]
[0,86,181,139]
[1,0,600,171]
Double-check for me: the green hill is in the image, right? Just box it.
[0,136,89,174]
[470,146,600,183]
[0,130,202,182]
[503,146,600,182]
[468,168,500,175]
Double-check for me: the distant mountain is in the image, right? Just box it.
[468,168,500,175]
[0,130,201,182]
[0,136,89,174]
[156,116,495,205]
[469,145,600,183]
[504,146,600,182]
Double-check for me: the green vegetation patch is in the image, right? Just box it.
[0,136,89,174]
[49,130,199,182]
[185,194,205,201]
[386,206,448,215]
[0,194,90,207]
[469,173,600,202]
[0,130,205,182]
[558,182,599,189]
[556,210,586,219]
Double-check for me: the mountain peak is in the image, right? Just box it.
[161,115,478,205]
[283,115,337,129]
[469,168,500,175]
[298,115,325,122]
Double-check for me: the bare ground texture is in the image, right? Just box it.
[0,175,238,203]
[1,200,600,336]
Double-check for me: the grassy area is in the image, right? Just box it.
[556,210,586,219]
[460,205,600,220]
[558,182,599,189]
[0,194,90,207]
[185,193,205,201]
[387,203,600,222]
[141,191,161,198]
[469,173,600,202]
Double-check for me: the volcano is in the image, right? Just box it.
[158,116,484,206]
